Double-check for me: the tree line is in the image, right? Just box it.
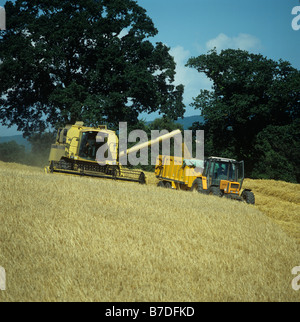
[0,0,299,182]
[0,133,55,167]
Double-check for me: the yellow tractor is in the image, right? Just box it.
[45,121,181,184]
[155,155,255,204]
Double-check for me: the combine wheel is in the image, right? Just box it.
[112,167,121,178]
[209,186,223,197]
[138,172,147,185]
[241,190,255,205]
[49,161,54,173]
[59,159,71,170]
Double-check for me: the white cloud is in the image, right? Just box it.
[206,33,261,52]
[170,46,212,92]
[169,46,192,86]
[169,46,212,116]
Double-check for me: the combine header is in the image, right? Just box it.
[45,121,180,184]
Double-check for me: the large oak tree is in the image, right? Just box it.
[187,49,300,182]
[0,0,184,135]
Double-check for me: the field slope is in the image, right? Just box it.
[0,161,299,302]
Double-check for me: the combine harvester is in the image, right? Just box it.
[45,121,181,184]
[155,155,255,204]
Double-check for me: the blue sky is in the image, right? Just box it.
[0,0,299,136]
[136,0,300,119]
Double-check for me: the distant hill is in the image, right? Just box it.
[175,115,204,129]
[0,135,31,151]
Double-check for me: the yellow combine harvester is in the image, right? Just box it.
[45,121,181,184]
[155,155,255,204]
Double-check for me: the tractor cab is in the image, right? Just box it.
[204,157,244,186]
[203,157,245,198]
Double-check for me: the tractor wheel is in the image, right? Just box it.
[192,178,206,194]
[157,181,165,188]
[209,186,223,197]
[241,190,255,205]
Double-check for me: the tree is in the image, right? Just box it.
[251,122,300,183]
[186,49,300,182]
[0,141,26,163]
[148,116,183,132]
[0,0,184,136]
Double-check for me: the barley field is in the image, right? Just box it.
[0,161,299,302]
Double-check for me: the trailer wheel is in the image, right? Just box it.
[241,190,255,205]
[157,181,165,188]
[164,182,172,189]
